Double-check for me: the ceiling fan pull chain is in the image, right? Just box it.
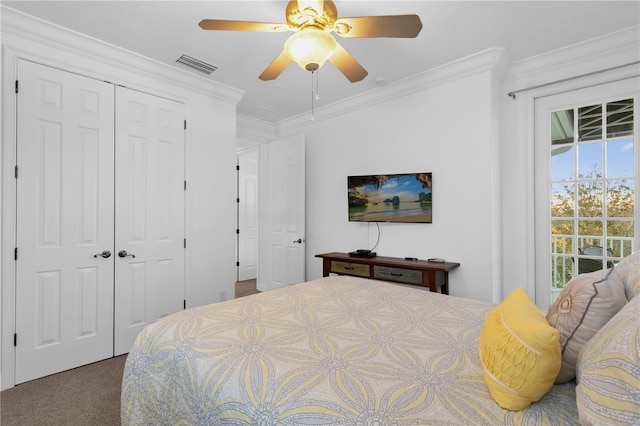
[311,70,315,121]
[315,69,320,100]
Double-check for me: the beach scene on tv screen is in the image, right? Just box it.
[348,173,432,223]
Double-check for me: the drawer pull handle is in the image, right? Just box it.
[391,272,403,277]
[344,266,355,270]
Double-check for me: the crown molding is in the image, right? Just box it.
[6,4,635,142]
[274,47,509,135]
[237,114,277,144]
[1,6,244,105]
[263,25,639,138]
[503,25,640,93]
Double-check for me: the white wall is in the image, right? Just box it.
[240,26,640,307]
[240,49,508,303]
[1,7,242,389]
[185,92,239,307]
[302,68,501,302]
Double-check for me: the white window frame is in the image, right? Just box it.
[533,78,639,308]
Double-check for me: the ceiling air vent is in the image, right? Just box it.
[176,54,218,75]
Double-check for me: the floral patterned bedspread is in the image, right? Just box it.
[121,276,577,425]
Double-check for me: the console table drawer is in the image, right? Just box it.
[331,261,370,277]
[373,265,422,284]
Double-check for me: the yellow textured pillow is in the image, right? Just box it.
[479,287,561,410]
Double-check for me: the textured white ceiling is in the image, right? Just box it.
[3,1,639,122]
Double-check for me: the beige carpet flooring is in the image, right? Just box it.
[0,280,258,425]
[235,278,258,298]
[0,355,126,426]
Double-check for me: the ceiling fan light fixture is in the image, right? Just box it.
[284,27,336,72]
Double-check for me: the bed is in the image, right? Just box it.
[121,275,587,425]
[123,251,640,425]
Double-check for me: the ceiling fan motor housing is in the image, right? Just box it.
[286,0,338,30]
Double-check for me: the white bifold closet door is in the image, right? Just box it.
[15,60,185,383]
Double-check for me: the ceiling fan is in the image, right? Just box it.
[199,0,422,83]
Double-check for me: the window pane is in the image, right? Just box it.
[551,255,573,296]
[551,109,574,145]
[551,145,574,181]
[607,220,635,257]
[577,181,603,217]
[577,220,603,249]
[576,257,608,275]
[606,138,634,178]
[552,183,574,217]
[578,142,602,178]
[606,179,635,217]
[579,104,602,141]
[607,98,633,138]
[551,220,574,254]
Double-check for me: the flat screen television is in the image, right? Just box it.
[348,173,432,223]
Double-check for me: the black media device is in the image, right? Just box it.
[349,250,377,258]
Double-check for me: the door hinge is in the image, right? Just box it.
[14,247,18,260]
[236,261,240,267]
[184,180,187,190]
[184,120,187,130]
[236,165,240,171]
[14,333,17,346]
[184,238,187,248]
[236,197,240,203]
[14,165,18,179]
[183,300,186,310]
[15,80,19,94]
[236,229,239,234]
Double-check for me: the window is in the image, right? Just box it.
[549,98,635,300]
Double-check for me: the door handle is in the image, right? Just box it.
[118,250,136,259]
[93,250,111,258]
[293,238,304,244]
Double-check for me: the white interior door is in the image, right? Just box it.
[15,60,115,383]
[238,148,258,281]
[113,87,186,355]
[258,135,306,290]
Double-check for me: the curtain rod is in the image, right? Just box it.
[507,61,640,99]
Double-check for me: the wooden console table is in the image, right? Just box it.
[316,252,460,295]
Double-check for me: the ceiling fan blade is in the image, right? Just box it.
[259,51,292,81]
[334,15,422,38]
[328,42,367,83]
[199,19,289,32]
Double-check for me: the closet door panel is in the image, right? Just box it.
[15,60,115,384]
[114,87,185,355]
